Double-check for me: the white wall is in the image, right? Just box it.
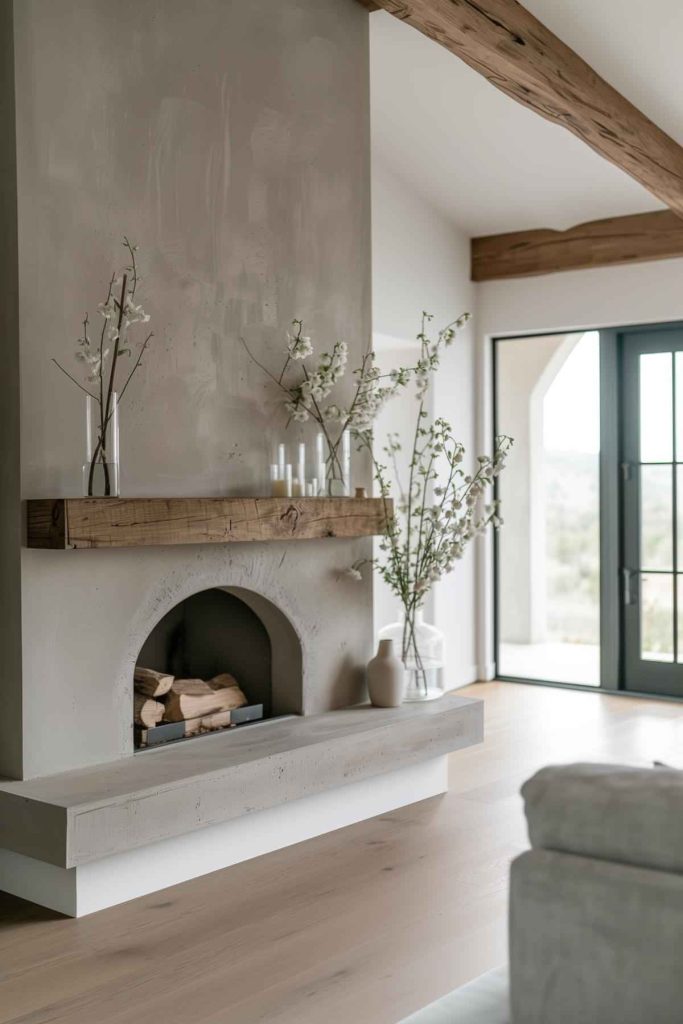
[477,256,683,677]
[479,258,683,340]
[371,160,479,687]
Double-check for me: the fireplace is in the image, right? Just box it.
[133,586,303,749]
[0,0,487,919]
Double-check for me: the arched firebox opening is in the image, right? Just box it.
[134,586,303,750]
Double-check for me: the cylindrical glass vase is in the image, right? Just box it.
[378,609,445,701]
[83,392,120,497]
[324,432,350,497]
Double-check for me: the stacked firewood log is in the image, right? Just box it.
[134,667,248,736]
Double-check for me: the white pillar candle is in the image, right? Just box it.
[277,443,286,479]
[285,464,293,497]
[297,442,306,487]
[270,464,286,497]
[342,430,351,496]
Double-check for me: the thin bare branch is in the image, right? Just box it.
[117,332,153,404]
[239,335,290,392]
[122,236,138,298]
[52,359,98,400]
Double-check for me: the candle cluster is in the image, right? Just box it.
[270,431,351,497]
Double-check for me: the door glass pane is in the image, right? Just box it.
[676,352,683,458]
[641,573,674,662]
[678,575,683,664]
[640,353,673,461]
[640,465,673,570]
[497,331,600,685]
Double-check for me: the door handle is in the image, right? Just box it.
[623,569,637,606]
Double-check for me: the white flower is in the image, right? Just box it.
[344,567,363,582]
[287,331,313,361]
[122,300,150,327]
[285,400,310,423]
[323,404,343,422]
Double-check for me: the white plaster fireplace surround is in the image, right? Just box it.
[22,541,373,777]
[0,0,485,915]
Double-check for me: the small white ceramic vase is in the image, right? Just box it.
[367,639,406,708]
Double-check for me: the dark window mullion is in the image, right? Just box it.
[673,353,678,663]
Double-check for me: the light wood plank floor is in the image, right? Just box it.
[3,681,683,1024]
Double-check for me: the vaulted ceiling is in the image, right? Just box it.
[370,2,683,236]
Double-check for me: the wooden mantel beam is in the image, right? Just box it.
[367,0,683,217]
[471,209,683,281]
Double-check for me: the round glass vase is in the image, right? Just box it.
[378,609,445,701]
[83,392,120,497]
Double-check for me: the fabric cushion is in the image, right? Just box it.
[522,762,683,874]
[398,966,509,1024]
[510,848,683,1024]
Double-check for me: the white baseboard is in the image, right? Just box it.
[449,663,481,688]
[0,756,448,917]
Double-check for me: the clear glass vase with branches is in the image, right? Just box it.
[351,313,513,697]
[241,319,418,496]
[53,239,153,496]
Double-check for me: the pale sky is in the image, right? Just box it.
[640,351,677,462]
[543,331,600,455]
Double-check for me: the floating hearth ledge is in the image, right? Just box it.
[0,695,482,916]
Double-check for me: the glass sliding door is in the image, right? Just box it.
[622,328,683,695]
[495,331,601,685]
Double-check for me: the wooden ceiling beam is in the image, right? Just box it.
[367,0,683,217]
[471,209,683,281]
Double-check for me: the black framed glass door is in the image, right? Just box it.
[494,321,683,699]
[622,326,683,696]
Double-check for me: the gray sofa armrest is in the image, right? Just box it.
[510,849,683,1024]
[522,762,683,873]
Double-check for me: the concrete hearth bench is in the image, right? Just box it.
[0,694,482,914]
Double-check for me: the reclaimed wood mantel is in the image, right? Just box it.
[26,496,392,550]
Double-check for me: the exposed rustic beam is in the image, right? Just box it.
[370,0,683,216]
[26,497,392,549]
[471,209,683,281]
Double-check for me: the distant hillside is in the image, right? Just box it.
[544,450,599,645]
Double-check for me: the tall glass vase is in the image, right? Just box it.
[378,609,445,701]
[324,431,350,497]
[83,393,120,497]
